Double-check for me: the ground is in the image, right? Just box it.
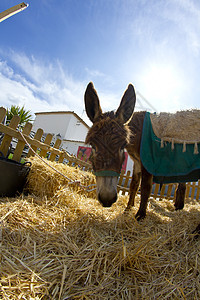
[0,158,200,299]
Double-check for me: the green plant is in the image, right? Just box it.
[6,105,33,127]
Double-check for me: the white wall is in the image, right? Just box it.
[62,140,86,156]
[32,113,71,139]
[64,114,88,142]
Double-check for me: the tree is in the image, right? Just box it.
[6,105,33,126]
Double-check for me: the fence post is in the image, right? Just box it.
[117,170,125,192]
[196,181,200,200]
[40,133,53,158]
[12,122,33,162]
[49,138,62,162]
[58,151,65,163]
[27,128,44,157]
[185,183,191,200]
[160,184,166,199]
[0,107,6,123]
[122,170,131,195]
[152,184,160,199]
[166,184,174,199]
[190,182,197,200]
[0,115,20,157]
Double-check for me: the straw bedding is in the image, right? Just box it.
[0,157,200,299]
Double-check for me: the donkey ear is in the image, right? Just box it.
[84,82,102,123]
[115,84,136,123]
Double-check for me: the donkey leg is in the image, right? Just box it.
[126,161,141,210]
[174,183,186,210]
[135,166,153,221]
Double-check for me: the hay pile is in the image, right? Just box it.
[25,157,96,198]
[150,109,200,143]
[1,157,200,299]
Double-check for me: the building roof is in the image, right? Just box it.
[34,111,90,129]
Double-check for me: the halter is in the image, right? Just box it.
[94,170,120,177]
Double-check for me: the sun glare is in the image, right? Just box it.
[141,63,183,112]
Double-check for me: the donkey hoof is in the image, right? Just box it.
[174,203,184,211]
[135,211,146,221]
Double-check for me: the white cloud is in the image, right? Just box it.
[0,51,130,126]
[164,0,200,55]
[0,52,88,121]
[85,67,106,78]
[0,71,49,117]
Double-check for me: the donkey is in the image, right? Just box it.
[84,82,186,220]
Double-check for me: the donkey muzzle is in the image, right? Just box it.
[96,175,118,207]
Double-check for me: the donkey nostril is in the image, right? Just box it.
[98,193,117,207]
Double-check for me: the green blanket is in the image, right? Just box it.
[140,112,200,184]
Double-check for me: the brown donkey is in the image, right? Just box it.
[84,82,185,220]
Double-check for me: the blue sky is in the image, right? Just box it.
[0,0,200,124]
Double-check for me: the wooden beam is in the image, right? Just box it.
[0,2,28,23]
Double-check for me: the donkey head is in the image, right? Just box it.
[85,82,136,207]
